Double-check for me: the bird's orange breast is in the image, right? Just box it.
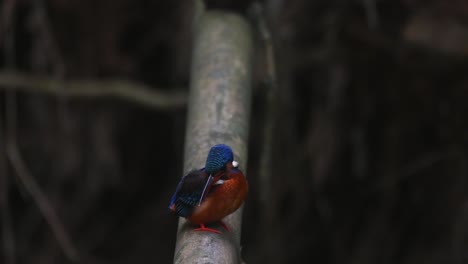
[188,171,248,225]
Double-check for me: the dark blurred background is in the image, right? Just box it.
[0,0,467,263]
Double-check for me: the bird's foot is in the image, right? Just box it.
[219,221,230,232]
[194,224,221,234]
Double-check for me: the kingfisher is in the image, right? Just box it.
[169,144,248,234]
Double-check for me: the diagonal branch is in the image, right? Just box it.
[0,71,188,110]
[6,142,79,262]
[0,112,15,264]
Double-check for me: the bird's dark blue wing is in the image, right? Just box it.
[168,169,212,217]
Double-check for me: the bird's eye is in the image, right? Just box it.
[232,161,239,168]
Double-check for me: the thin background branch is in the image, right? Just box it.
[5,143,80,262]
[0,71,187,109]
[2,0,78,261]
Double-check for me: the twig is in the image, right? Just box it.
[29,0,71,133]
[6,142,79,262]
[0,71,187,109]
[0,0,16,45]
[30,0,66,75]
[362,0,379,30]
[372,152,451,193]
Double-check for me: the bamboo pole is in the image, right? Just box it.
[173,9,253,264]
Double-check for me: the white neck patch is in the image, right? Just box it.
[214,179,225,185]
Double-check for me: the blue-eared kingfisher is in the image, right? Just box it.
[169,144,248,233]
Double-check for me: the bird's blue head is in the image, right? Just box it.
[205,144,234,175]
